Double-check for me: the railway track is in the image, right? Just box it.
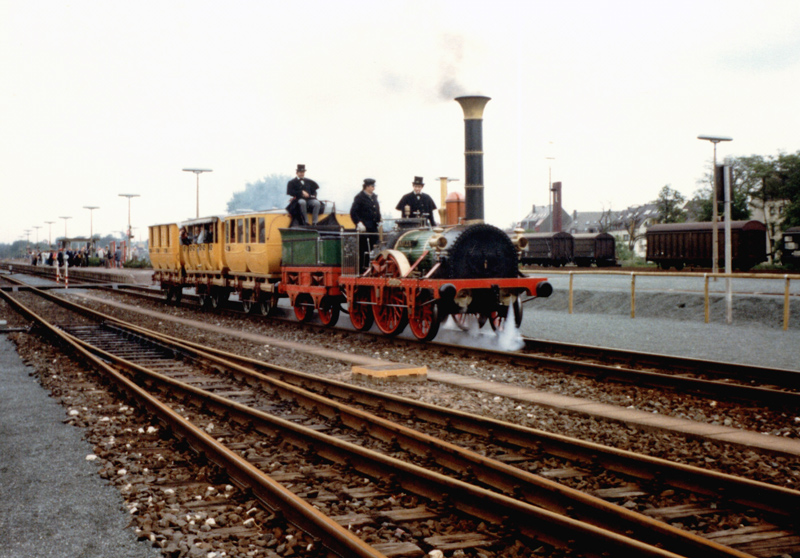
[88,277,800,410]
[4,267,799,411]
[2,278,800,556]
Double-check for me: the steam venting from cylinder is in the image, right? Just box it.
[455,95,490,223]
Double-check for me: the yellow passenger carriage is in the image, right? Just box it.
[224,210,291,314]
[179,216,228,308]
[148,223,181,271]
[149,222,185,303]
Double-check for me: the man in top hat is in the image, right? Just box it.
[396,176,437,226]
[350,178,381,233]
[286,164,322,226]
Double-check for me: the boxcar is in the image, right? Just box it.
[519,232,574,267]
[780,226,800,269]
[573,232,616,267]
[645,220,767,271]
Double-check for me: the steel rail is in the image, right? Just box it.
[106,326,762,558]
[520,337,800,391]
[7,274,799,515]
[112,282,800,405]
[61,324,730,558]
[11,277,799,514]
[0,288,387,558]
[2,283,753,557]
[424,340,800,408]
[118,326,800,520]
[12,265,799,406]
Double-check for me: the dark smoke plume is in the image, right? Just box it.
[438,33,467,100]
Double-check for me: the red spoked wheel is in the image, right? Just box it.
[318,295,341,327]
[349,288,374,331]
[293,293,314,323]
[408,291,440,341]
[371,251,409,336]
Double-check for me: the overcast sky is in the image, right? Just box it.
[2,0,800,245]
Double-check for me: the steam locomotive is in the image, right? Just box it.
[149,96,552,342]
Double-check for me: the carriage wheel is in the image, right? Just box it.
[293,293,314,323]
[408,292,440,341]
[241,290,254,313]
[489,299,523,332]
[165,286,181,305]
[349,288,374,331]
[318,296,341,327]
[371,252,409,336]
[208,288,227,310]
[256,294,273,316]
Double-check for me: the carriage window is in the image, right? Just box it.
[258,218,265,243]
[249,217,257,243]
[236,219,244,243]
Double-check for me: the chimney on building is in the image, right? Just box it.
[551,181,562,232]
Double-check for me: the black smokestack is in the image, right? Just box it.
[455,95,490,222]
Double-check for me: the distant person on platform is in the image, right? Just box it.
[350,178,382,233]
[396,176,437,226]
[286,164,322,226]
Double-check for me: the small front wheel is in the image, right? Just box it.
[293,293,314,323]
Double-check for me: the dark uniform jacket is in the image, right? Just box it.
[350,191,382,233]
[396,192,437,226]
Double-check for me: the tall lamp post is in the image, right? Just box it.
[32,225,41,251]
[697,135,732,277]
[59,216,72,246]
[182,168,212,218]
[45,221,55,248]
[118,194,140,258]
[83,205,99,248]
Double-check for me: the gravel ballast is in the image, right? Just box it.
[0,335,161,558]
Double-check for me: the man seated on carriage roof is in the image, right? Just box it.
[286,164,322,226]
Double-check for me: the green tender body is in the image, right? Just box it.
[280,229,342,266]
[392,229,437,274]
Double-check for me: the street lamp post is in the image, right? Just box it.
[182,168,213,218]
[59,216,72,245]
[697,135,732,277]
[45,221,55,248]
[118,194,140,259]
[83,205,99,248]
[32,225,41,252]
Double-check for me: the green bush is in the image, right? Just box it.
[123,258,151,269]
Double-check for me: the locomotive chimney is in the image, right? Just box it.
[455,95,490,223]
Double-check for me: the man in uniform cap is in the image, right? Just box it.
[350,178,381,233]
[396,176,437,226]
[286,164,322,226]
